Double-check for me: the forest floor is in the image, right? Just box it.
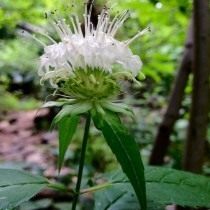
[0,109,71,178]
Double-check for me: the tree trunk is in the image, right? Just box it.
[183,0,210,174]
[149,23,193,165]
[177,1,210,210]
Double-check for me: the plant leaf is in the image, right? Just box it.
[94,185,163,210]
[0,169,48,210]
[94,170,163,210]
[102,102,134,118]
[57,115,79,171]
[53,103,91,124]
[92,110,146,210]
[146,166,210,208]
[94,167,210,209]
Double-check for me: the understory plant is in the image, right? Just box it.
[38,4,149,210]
[1,2,210,210]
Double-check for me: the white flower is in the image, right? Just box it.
[38,5,149,87]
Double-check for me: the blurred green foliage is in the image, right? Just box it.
[0,39,38,73]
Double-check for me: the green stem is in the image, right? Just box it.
[71,113,91,210]
[80,182,112,194]
[48,182,69,192]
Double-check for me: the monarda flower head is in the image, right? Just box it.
[38,3,149,116]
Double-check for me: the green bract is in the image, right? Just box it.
[43,68,134,118]
[59,68,120,102]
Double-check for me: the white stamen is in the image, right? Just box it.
[31,34,46,47]
[32,26,57,44]
[74,15,83,36]
[41,32,57,44]
[109,10,129,36]
[60,19,72,36]
[125,27,151,45]
[70,16,78,34]
[53,22,65,39]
